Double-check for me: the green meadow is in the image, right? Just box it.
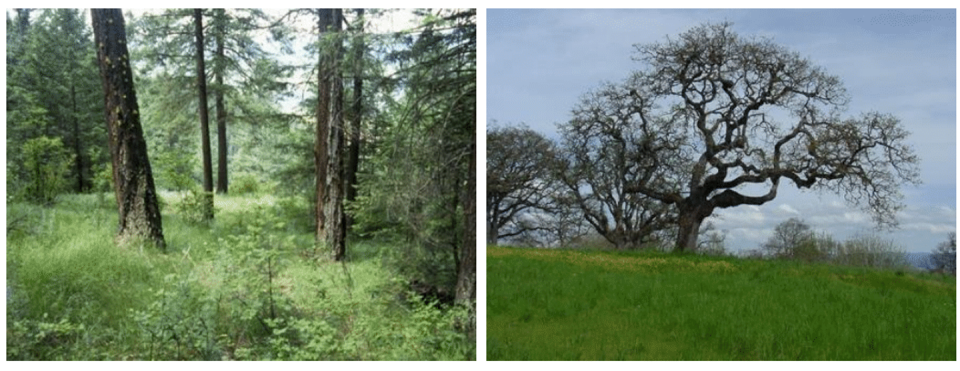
[487,245,956,360]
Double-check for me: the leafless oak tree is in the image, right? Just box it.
[566,22,920,252]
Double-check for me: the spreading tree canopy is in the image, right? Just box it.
[563,22,920,252]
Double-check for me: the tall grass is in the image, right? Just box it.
[6,193,473,360]
[487,246,956,360]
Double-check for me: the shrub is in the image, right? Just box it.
[831,234,908,269]
[6,313,87,360]
[231,173,262,195]
[174,189,215,224]
[131,273,220,360]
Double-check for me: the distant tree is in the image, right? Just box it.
[567,22,920,252]
[931,232,956,275]
[91,8,165,249]
[486,124,557,245]
[761,218,815,259]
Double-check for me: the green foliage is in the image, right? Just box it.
[488,246,956,360]
[131,273,221,360]
[173,189,216,224]
[6,313,87,360]
[231,172,262,195]
[7,9,106,194]
[154,150,198,192]
[19,136,74,205]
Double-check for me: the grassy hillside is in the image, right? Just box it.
[6,193,473,360]
[487,245,955,360]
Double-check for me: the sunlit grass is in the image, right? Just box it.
[487,245,956,360]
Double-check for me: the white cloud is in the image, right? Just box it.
[777,204,800,216]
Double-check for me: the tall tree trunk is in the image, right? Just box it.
[194,8,214,220]
[316,9,346,261]
[345,8,363,230]
[214,8,228,194]
[71,83,85,192]
[455,130,476,305]
[91,8,165,250]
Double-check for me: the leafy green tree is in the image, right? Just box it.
[21,136,73,205]
[130,9,292,195]
[7,9,105,195]
[356,7,475,307]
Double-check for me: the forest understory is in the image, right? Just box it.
[6,192,475,360]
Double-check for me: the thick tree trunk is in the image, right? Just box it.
[316,9,346,261]
[214,9,228,194]
[194,8,214,220]
[92,8,165,250]
[675,200,712,252]
[345,8,363,230]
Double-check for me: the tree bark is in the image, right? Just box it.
[91,8,165,250]
[214,8,228,194]
[193,8,215,220]
[675,199,713,252]
[455,129,476,306]
[316,9,346,261]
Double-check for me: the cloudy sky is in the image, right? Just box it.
[486,9,956,253]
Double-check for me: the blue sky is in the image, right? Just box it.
[487,9,956,253]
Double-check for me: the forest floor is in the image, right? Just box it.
[487,245,955,360]
[6,193,474,360]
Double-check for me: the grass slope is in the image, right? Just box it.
[6,193,473,360]
[487,245,956,360]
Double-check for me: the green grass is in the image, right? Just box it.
[6,193,473,360]
[487,246,956,360]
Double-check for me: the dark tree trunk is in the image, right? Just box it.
[214,8,228,194]
[345,8,363,230]
[91,8,165,250]
[316,9,346,261]
[71,83,85,192]
[675,199,712,252]
[194,8,214,220]
[487,214,499,246]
